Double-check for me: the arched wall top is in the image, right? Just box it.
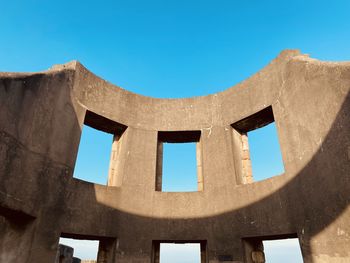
[1,49,350,263]
[67,49,304,131]
[8,49,347,132]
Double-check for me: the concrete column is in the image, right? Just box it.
[200,126,238,190]
[231,129,253,185]
[200,241,207,263]
[107,134,124,187]
[55,244,74,263]
[243,239,265,263]
[241,133,253,184]
[111,127,158,191]
[155,141,163,191]
[196,141,204,191]
[96,238,116,263]
[152,242,160,263]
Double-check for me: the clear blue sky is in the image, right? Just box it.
[1,0,349,98]
[2,0,349,261]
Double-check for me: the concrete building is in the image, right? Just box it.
[0,50,349,262]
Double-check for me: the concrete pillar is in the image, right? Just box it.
[196,141,204,191]
[200,126,238,189]
[155,141,163,191]
[108,133,124,187]
[109,127,158,191]
[200,241,207,263]
[55,244,74,263]
[231,128,254,185]
[241,133,253,184]
[96,238,116,263]
[243,239,265,263]
[152,242,160,263]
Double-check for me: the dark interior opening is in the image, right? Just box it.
[84,110,127,135]
[231,106,274,133]
[158,130,201,143]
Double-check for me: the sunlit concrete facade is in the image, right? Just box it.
[0,50,349,263]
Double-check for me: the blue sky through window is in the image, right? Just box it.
[248,122,285,181]
[73,125,112,185]
[59,238,99,260]
[264,238,303,263]
[162,142,198,192]
[160,243,200,263]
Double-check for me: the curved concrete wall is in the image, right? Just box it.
[0,50,349,263]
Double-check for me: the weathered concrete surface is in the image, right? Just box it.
[0,50,349,263]
[55,244,74,263]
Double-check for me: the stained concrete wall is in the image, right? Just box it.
[55,244,74,263]
[0,50,349,263]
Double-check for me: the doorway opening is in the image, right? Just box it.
[152,240,206,263]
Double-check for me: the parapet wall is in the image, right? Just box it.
[0,50,349,263]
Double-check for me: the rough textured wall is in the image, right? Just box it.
[55,244,74,263]
[0,50,349,263]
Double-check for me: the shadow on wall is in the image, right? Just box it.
[64,91,349,262]
[47,84,350,262]
[0,56,349,263]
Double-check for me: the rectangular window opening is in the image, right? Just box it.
[73,110,127,186]
[231,106,285,184]
[263,238,303,263]
[243,235,303,263]
[156,131,202,192]
[153,240,206,263]
[58,234,116,263]
[58,237,99,262]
